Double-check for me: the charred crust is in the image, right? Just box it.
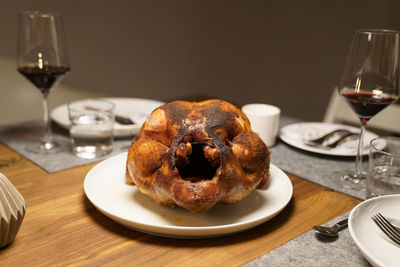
[126,99,270,213]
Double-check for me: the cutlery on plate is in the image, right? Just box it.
[85,106,135,125]
[313,218,348,237]
[113,115,135,125]
[304,129,358,149]
[371,213,400,246]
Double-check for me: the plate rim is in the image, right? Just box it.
[279,122,378,157]
[348,194,400,267]
[84,152,293,238]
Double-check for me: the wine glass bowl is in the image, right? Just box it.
[338,29,400,183]
[17,11,70,153]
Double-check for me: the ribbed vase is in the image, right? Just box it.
[0,172,26,248]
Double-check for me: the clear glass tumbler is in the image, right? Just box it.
[68,99,115,159]
[366,136,400,198]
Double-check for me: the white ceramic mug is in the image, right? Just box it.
[242,103,281,147]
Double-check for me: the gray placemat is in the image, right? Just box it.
[271,116,367,200]
[244,117,371,266]
[0,121,132,173]
[243,212,371,267]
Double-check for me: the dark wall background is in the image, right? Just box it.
[1,0,399,121]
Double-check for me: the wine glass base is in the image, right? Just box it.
[339,171,367,189]
[25,140,62,154]
[341,171,367,183]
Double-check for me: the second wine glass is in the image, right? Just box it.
[17,11,70,154]
[338,29,400,183]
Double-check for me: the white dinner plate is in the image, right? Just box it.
[349,194,400,267]
[51,97,164,137]
[279,122,379,156]
[84,152,293,238]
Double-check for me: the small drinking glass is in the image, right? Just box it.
[68,99,115,159]
[366,136,400,198]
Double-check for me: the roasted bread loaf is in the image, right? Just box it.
[126,99,270,213]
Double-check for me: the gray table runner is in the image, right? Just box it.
[243,212,371,267]
[271,116,367,200]
[245,117,370,266]
[0,121,132,173]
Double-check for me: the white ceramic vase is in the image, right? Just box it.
[0,172,26,248]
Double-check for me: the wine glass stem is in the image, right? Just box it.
[355,119,367,176]
[42,93,53,143]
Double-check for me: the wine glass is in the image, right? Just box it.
[338,29,400,183]
[17,11,70,154]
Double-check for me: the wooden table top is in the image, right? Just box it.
[0,143,361,266]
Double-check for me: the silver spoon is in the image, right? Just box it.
[313,218,348,237]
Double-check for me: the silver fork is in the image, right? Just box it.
[304,129,358,149]
[371,213,400,246]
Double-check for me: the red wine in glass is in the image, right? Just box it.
[341,92,397,123]
[338,29,400,184]
[18,65,70,96]
[17,11,70,154]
